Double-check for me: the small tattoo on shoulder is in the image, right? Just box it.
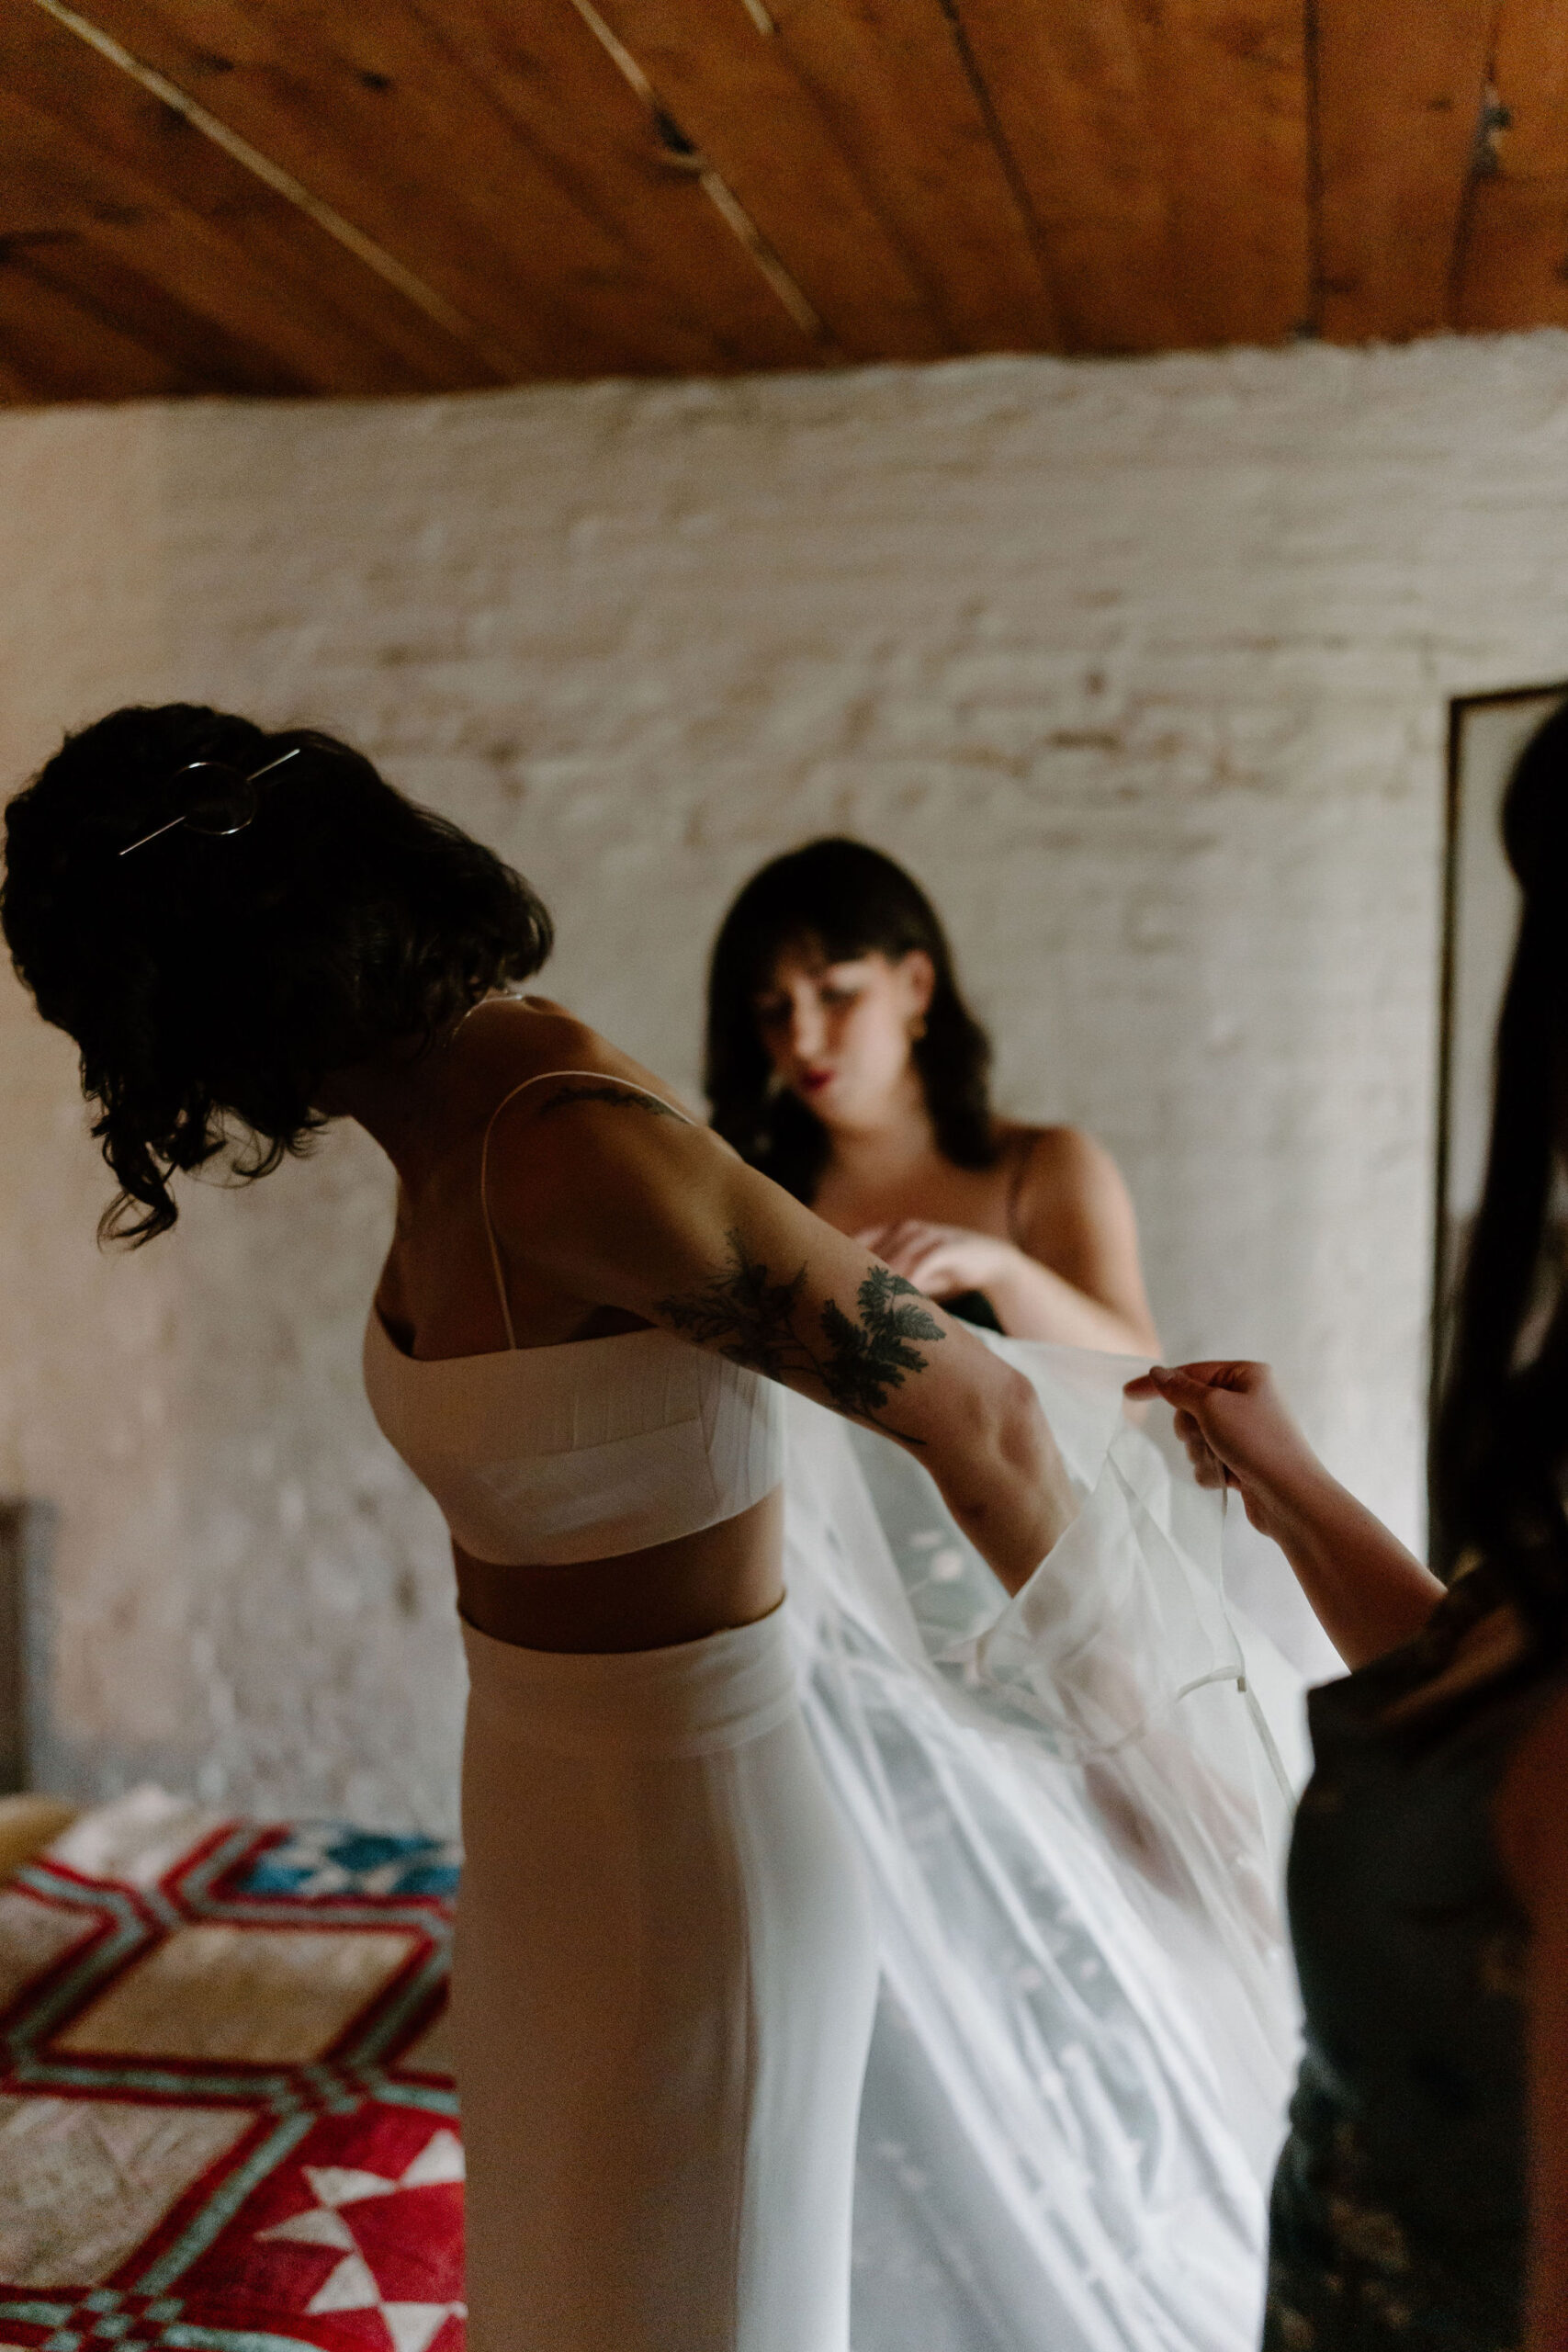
[655,1235,945,1440]
[535,1082,682,1122]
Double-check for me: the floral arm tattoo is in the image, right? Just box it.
[654,1230,946,1442]
[527,1091,945,1437]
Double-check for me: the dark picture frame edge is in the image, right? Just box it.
[1430,682,1568,1561]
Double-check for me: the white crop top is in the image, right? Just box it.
[362,1070,785,1566]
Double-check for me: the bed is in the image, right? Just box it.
[0,1785,464,2352]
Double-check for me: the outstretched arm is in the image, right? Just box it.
[1125,1360,1443,1668]
[492,1078,1077,1593]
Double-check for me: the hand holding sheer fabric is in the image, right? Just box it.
[1122,1362,1322,1532]
[1125,1360,1444,1668]
[785,1335,1311,2349]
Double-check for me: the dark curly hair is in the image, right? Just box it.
[2,703,553,1245]
[1430,697,1568,1643]
[705,836,1000,1203]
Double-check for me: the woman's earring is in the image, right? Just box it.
[908,1013,928,1041]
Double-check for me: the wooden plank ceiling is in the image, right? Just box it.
[0,0,1562,406]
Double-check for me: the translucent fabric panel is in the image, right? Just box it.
[782,1339,1311,2352]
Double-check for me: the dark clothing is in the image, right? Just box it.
[1264,1562,1563,2349]
[942,1289,1004,1333]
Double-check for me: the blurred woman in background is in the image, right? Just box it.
[706,837,1158,1353]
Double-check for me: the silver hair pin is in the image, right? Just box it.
[118,747,304,858]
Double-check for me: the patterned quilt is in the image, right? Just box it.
[0,1788,464,2352]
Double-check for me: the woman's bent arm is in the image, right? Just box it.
[1008,1127,1159,1351]
[980,1248,1156,1352]
[492,1078,1076,1592]
[862,1128,1160,1354]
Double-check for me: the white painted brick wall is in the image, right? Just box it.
[3,334,1567,1827]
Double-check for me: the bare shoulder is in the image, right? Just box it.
[472,1000,711,1238]
[488,995,612,1082]
[478,998,695,1121]
[1002,1121,1155,1344]
[1007,1122,1132,1215]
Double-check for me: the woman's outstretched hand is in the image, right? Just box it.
[1124,1359,1444,1669]
[1122,1360,1325,1542]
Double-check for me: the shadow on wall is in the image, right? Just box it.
[1,1498,55,1794]
[0,1498,201,1804]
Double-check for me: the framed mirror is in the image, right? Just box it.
[1434,682,1568,1411]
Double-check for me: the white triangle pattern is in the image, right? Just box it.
[306,2165,398,2208]
[400,2129,465,2188]
[307,2253,382,2314]
[257,2127,465,2352]
[256,2208,356,2252]
[382,2304,465,2352]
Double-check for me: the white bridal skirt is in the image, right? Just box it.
[456,1602,880,2352]
[457,1338,1311,2352]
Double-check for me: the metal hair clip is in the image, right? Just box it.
[118,747,303,858]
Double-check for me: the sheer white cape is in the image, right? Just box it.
[780,1338,1313,2352]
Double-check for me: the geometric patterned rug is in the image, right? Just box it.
[0,1788,463,2352]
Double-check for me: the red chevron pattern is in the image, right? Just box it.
[0,1789,463,2352]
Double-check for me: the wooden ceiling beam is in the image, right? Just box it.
[764,0,1060,353]
[939,0,1181,355]
[1314,0,1495,342]
[0,232,200,400]
[0,201,312,397]
[62,0,804,379]
[1460,174,1568,331]
[0,7,495,397]
[0,345,43,402]
[1130,0,1310,348]
[1454,0,1568,333]
[12,0,1568,405]
[948,0,1309,356]
[581,0,953,362]
[428,0,824,371]
[1487,0,1568,178]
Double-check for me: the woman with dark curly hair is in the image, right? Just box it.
[706,838,1158,1352]
[3,704,1076,2352]
[1129,698,1568,2350]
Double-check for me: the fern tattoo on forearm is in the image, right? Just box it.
[655,1232,945,1441]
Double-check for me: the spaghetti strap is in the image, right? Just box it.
[1004,1128,1035,1247]
[477,1069,695,1350]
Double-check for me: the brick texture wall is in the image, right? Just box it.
[3,333,1566,1826]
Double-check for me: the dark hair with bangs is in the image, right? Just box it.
[1430,698,1568,1645]
[2,703,553,1245]
[705,836,1000,1203]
